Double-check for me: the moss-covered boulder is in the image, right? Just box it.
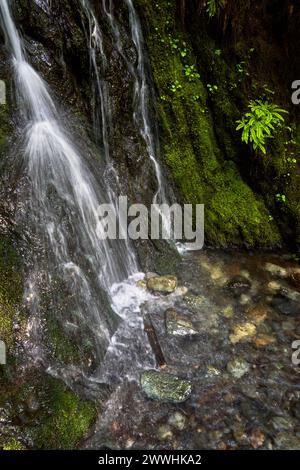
[141,370,192,403]
[146,275,177,294]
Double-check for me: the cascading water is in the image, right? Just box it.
[101,1,171,220]
[0,0,155,383]
[125,0,168,207]
[78,0,157,382]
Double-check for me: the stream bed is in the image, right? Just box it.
[82,249,300,450]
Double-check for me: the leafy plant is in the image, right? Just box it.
[206,0,226,18]
[236,100,288,154]
[207,83,218,94]
[236,61,249,76]
[275,193,287,203]
[169,37,187,57]
[170,80,182,93]
[184,64,200,82]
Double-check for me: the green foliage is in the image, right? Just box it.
[236,100,288,154]
[168,37,187,57]
[206,0,225,18]
[184,64,200,81]
[170,79,182,93]
[275,193,287,204]
[3,439,26,450]
[207,83,218,94]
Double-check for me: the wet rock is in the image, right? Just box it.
[168,411,186,430]
[185,294,205,309]
[172,286,188,297]
[271,293,299,316]
[240,384,259,400]
[291,401,300,420]
[220,305,234,318]
[274,432,300,449]
[290,269,300,289]
[254,334,276,348]
[280,287,300,303]
[141,370,192,403]
[165,308,198,336]
[249,428,265,449]
[267,281,281,293]
[227,358,250,378]
[125,438,135,449]
[206,365,221,378]
[226,275,251,297]
[241,399,270,423]
[145,272,158,280]
[229,322,256,344]
[232,422,248,443]
[157,424,173,440]
[247,304,269,324]
[270,416,294,432]
[264,262,288,278]
[210,266,225,282]
[239,294,251,305]
[146,275,177,294]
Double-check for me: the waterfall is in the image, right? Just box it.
[0,0,147,374]
[125,0,167,207]
[101,1,170,220]
[78,0,156,382]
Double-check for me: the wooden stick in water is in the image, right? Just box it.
[144,316,166,369]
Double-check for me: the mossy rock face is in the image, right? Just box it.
[137,0,282,247]
[0,236,23,348]
[32,377,96,450]
[0,101,10,158]
[0,369,97,450]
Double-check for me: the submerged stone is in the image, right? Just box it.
[229,322,256,344]
[165,308,198,336]
[264,262,288,279]
[271,293,299,316]
[220,305,234,318]
[146,275,177,294]
[227,358,250,379]
[141,370,192,403]
[226,275,251,296]
[168,411,186,430]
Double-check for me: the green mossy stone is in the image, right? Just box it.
[146,275,177,294]
[141,370,192,403]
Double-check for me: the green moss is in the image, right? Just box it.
[0,102,10,157]
[45,314,81,364]
[137,0,281,246]
[33,378,96,450]
[2,439,26,450]
[0,236,22,347]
